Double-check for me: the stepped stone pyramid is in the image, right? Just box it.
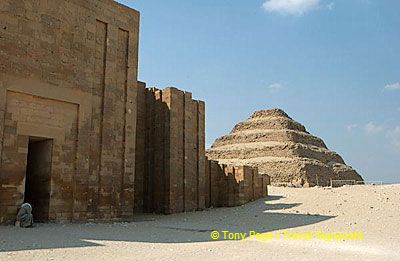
[206,109,363,187]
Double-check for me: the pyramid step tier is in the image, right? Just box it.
[212,129,327,149]
[231,116,307,133]
[208,141,344,165]
[249,109,292,119]
[213,157,362,187]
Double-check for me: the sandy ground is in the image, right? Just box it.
[1,185,399,260]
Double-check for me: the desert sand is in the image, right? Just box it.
[1,184,399,260]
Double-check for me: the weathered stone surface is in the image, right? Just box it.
[207,109,363,187]
[0,0,139,223]
[134,86,207,214]
[0,0,268,224]
[197,101,206,210]
[204,159,269,208]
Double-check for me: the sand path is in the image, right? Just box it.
[1,185,399,260]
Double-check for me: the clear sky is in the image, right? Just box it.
[117,0,400,183]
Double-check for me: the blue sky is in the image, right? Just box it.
[118,0,400,183]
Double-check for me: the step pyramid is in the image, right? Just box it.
[206,109,363,187]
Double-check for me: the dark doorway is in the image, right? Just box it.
[24,137,53,222]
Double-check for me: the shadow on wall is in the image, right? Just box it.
[0,195,335,252]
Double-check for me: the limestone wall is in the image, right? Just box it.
[0,0,269,224]
[134,84,206,214]
[205,160,269,208]
[135,84,268,214]
[0,0,139,223]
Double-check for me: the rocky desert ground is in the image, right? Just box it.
[1,184,399,261]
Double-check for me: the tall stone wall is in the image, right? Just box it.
[134,83,268,214]
[135,84,206,214]
[0,0,139,223]
[0,0,269,224]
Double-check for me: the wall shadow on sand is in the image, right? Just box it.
[0,194,335,252]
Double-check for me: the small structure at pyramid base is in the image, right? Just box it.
[204,160,270,208]
[207,109,363,187]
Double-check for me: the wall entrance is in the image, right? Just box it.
[24,138,53,222]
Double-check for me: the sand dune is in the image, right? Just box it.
[1,184,399,260]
